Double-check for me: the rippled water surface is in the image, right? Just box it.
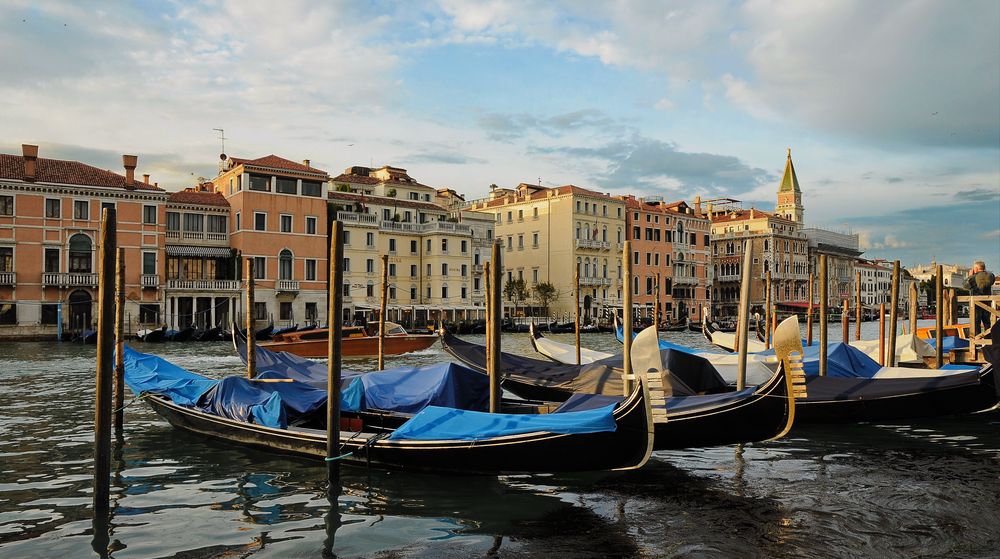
[1,324,998,558]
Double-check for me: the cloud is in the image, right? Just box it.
[955,187,1000,202]
[654,97,675,111]
[885,176,904,183]
[982,229,1000,239]
[477,109,620,142]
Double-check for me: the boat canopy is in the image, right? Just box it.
[387,403,617,441]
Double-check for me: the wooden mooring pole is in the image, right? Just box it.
[736,240,753,390]
[909,282,919,336]
[806,272,814,347]
[113,247,125,434]
[575,266,581,365]
[887,260,900,367]
[879,303,886,366]
[842,299,849,344]
[326,221,345,495]
[93,208,116,514]
[484,261,491,370]
[245,258,256,379]
[377,254,388,371]
[935,265,944,368]
[622,240,633,396]
[855,271,862,341]
[764,270,772,350]
[819,255,828,377]
[654,272,661,333]
[489,241,502,412]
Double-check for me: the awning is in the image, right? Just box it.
[165,246,234,258]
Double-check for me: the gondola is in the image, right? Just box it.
[167,325,197,342]
[687,321,703,332]
[137,326,168,343]
[194,326,222,342]
[542,318,1000,423]
[702,319,767,353]
[73,329,97,344]
[124,346,655,474]
[271,324,299,337]
[442,324,803,450]
[235,321,274,341]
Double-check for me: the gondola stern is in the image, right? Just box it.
[769,315,808,440]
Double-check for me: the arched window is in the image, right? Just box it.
[584,258,591,278]
[69,234,92,273]
[279,249,293,280]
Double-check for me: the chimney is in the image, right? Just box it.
[694,195,702,215]
[143,173,150,185]
[22,144,38,182]
[302,159,311,168]
[123,154,138,183]
[706,203,714,222]
[750,208,756,219]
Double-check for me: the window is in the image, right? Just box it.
[208,215,227,233]
[184,213,204,232]
[41,303,60,325]
[533,207,539,218]
[409,192,419,200]
[343,230,350,245]
[507,211,513,223]
[0,247,11,272]
[305,216,317,235]
[389,263,396,277]
[45,198,60,218]
[305,302,318,321]
[518,235,524,249]
[366,232,375,247]
[44,248,59,273]
[389,286,397,299]
[366,283,374,297]
[276,178,297,195]
[0,196,12,216]
[101,202,115,217]
[279,301,293,321]
[305,259,317,281]
[143,205,157,225]
[441,239,448,252]
[254,256,266,279]
[532,269,539,284]
[234,212,240,231]
[441,285,448,298]
[280,214,292,233]
[142,252,156,275]
[302,181,322,197]
[366,259,375,273]
[254,302,268,320]
[68,234,92,273]
[518,209,523,221]
[343,283,351,296]
[73,200,89,220]
[461,240,467,253]
[426,239,432,252]
[254,212,267,231]
[410,265,417,277]
[343,257,351,272]
[249,175,270,191]
[441,263,449,276]
[410,286,417,300]
[389,238,397,252]
[410,240,418,253]
[427,263,432,276]
[461,286,467,299]
[474,277,481,291]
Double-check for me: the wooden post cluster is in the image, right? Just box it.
[806,272,814,346]
[114,247,125,434]
[855,271,862,341]
[377,254,388,371]
[245,258,256,379]
[935,265,944,368]
[909,282,919,336]
[326,221,345,494]
[488,241,502,411]
[575,266,581,365]
[878,303,886,366]
[93,208,116,514]
[622,240,633,396]
[819,255,828,377]
[887,260,900,367]
[736,240,754,390]
[764,270,772,350]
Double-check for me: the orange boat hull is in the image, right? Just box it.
[259,333,439,358]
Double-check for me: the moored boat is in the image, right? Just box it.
[251,321,439,358]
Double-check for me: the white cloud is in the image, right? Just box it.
[654,98,675,111]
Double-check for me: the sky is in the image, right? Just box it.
[1,0,998,269]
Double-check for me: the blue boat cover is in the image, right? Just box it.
[928,336,969,352]
[238,338,363,389]
[756,342,882,378]
[554,393,623,412]
[198,377,288,428]
[355,362,490,414]
[388,403,617,441]
[122,346,218,406]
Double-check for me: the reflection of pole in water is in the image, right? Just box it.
[733,443,747,498]
[323,496,342,559]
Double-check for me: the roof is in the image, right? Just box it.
[167,189,229,207]
[0,153,164,191]
[328,190,447,212]
[619,196,703,217]
[778,149,801,193]
[331,173,380,185]
[711,208,786,224]
[474,184,617,209]
[228,155,327,176]
[165,246,234,257]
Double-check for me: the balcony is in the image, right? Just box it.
[472,264,484,274]
[44,272,98,288]
[166,230,228,244]
[166,279,241,291]
[575,239,610,251]
[715,274,741,282]
[0,271,14,285]
[276,280,300,293]
[580,276,611,286]
[337,212,378,226]
[141,274,159,288]
[673,276,699,285]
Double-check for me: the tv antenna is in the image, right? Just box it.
[213,128,227,159]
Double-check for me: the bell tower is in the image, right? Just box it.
[776,148,804,223]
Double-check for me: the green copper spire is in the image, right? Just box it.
[779,148,800,193]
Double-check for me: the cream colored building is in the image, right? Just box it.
[329,166,491,327]
[466,183,626,321]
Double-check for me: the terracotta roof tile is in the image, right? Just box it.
[331,173,380,185]
[328,190,446,211]
[167,189,230,207]
[0,153,164,191]
[229,154,327,176]
[474,184,617,208]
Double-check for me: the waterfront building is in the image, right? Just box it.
[328,166,491,327]
[908,261,971,288]
[802,227,862,306]
[210,155,330,330]
[617,195,710,324]
[0,145,166,338]
[466,183,626,321]
[857,258,920,313]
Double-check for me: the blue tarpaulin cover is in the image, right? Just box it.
[122,346,218,406]
[928,336,970,352]
[388,403,617,441]
[757,342,882,378]
[356,362,490,414]
[199,377,288,428]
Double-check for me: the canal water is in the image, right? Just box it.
[1,324,998,558]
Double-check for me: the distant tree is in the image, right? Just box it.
[504,278,529,315]
[336,183,352,192]
[533,282,559,314]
